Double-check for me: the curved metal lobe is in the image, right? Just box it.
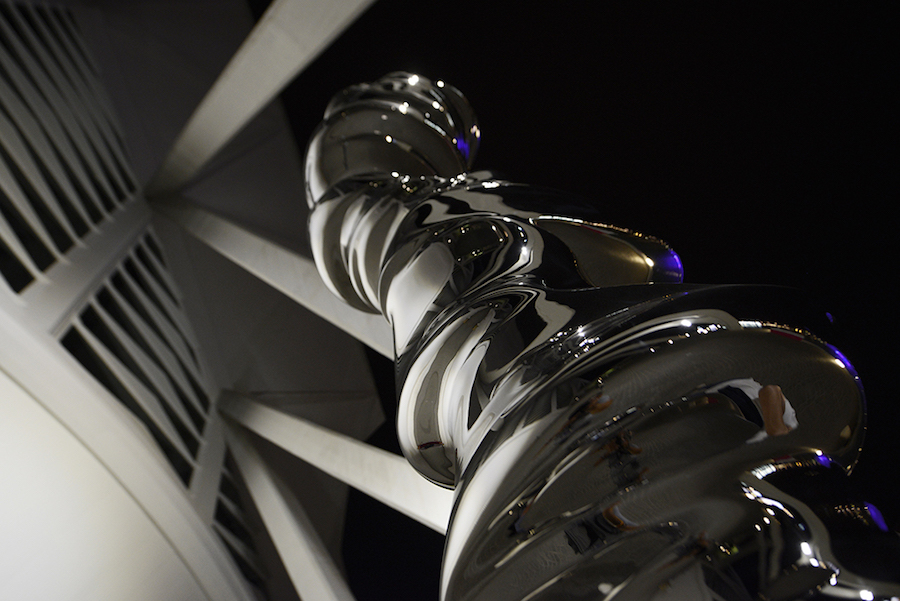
[304,73,899,600]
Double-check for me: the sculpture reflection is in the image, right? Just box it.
[305,73,899,600]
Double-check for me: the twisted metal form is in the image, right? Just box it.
[305,73,899,600]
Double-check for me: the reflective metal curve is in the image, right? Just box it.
[305,72,900,600]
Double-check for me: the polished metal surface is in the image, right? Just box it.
[305,73,900,600]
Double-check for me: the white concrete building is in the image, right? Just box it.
[0,1,448,599]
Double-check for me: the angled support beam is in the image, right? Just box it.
[153,198,393,357]
[223,420,356,601]
[146,0,376,196]
[219,391,453,534]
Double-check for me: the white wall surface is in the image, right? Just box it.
[0,368,208,601]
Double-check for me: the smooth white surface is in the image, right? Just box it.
[0,243,254,601]
[220,391,453,534]
[147,0,375,195]
[0,368,208,601]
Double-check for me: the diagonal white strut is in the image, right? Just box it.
[219,391,453,534]
[146,0,376,196]
[224,420,357,601]
[153,198,393,357]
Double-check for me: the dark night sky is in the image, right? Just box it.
[257,2,896,598]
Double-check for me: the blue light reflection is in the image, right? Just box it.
[456,137,470,161]
[866,502,889,532]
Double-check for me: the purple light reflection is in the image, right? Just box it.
[659,249,684,283]
[826,343,860,380]
[456,137,470,161]
[866,502,890,532]
[816,454,833,468]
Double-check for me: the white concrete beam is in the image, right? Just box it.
[220,391,453,534]
[146,0,376,196]
[223,420,356,601]
[153,198,393,358]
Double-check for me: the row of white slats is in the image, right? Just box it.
[0,96,81,248]
[0,71,101,233]
[72,318,196,466]
[107,239,211,408]
[122,241,204,374]
[19,2,133,184]
[0,33,114,220]
[88,296,203,444]
[211,521,266,579]
[47,6,114,122]
[58,228,216,484]
[0,10,119,209]
[102,268,209,421]
[0,1,143,292]
[0,2,125,290]
[0,3,131,202]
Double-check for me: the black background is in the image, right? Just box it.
[257,2,896,598]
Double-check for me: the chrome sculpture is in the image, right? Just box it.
[305,73,899,600]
